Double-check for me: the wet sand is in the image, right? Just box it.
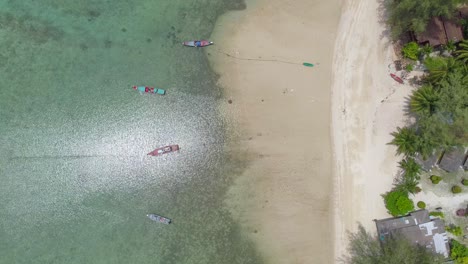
[209,0,415,262]
[210,0,341,262]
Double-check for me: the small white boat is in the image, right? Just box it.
[147,214,171,224]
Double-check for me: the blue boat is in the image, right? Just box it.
[133,85,166,95]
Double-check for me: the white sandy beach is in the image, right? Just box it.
[210,0,415,262]
[331,0,416,260]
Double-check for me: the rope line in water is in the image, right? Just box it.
[9,155,139,160]
[213,49,316,67]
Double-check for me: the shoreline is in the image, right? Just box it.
[331,0,415,260]
[209,0,415,262]
[210,0,341,263]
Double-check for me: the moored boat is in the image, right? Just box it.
[132,85,166,95]
[390,73,404,84]
[147,145,180,156]
[182,40,213,47]
[147,214,171,224]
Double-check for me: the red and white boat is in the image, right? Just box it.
[390,73,404,84]
[147,145,179,156]
[182,40,213,47]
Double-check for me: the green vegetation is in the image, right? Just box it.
[462,19,468,38]
[452,185,462,194]
[343,224,445,264]
[410,85,439,116]
[383,190,415,216]
[394,158,421,194]
[385,0,468,38]
[423,57,460,84]
[430,175,442,184]
[402,42,420,60]
[419,44,433,56]
[455,40,468,64]
[390,127,419,157]
[447,225,463,236]
[429,211,445,218]
[405,63,414,72]
[444,40,457,53]
[390,54,468,158]
[451,239,468,264]
[462,179,468,186]
[417,201,426,209]
[399,158,421,178]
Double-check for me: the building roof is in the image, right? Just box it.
[443,18,464,43]
[414,151,442,172]
[415,16,464,46]
[438,148,466,172]
[416,17,447,46]
[375,210,450,258]
[459,6,468,17]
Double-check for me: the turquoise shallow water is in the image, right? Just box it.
[0,1,261,263]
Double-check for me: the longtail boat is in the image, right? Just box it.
[132,86,166,95]
[182,40,213,47]
[147,145,180,156]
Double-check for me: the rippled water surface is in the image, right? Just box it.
[0,1,261,263]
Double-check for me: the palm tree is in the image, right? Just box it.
[390,127,419,156]
[409,85,439,116]
[398,158,421,179]
[386,0,467,40]
[454,40,468,64]
[423,57,459,84]
[395,158,422,194]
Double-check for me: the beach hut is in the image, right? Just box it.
[459,6,468,19]
[415,17,447,46]
[414,151,443,172]
[414,16,464,46]
[443,18,464,43]
[438,148,467,172]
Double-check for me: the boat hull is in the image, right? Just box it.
[133,86,166,95]
[147,144,180,156]
[147,214,171,224]
[182,40,213,47]
[390,74,404,84]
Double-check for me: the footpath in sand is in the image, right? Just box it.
[210,0,340,263]
[332,0,415,260]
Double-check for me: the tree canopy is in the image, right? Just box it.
[341,224,445,264]
[390,53,468,158]
[450,239,468,264]
[385,0,468,38]
[382,190,414,216]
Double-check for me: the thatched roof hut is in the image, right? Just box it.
[415,16,464,46]
[443,18,464,42]
[459,6,468,17]
[416,17,447,46]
